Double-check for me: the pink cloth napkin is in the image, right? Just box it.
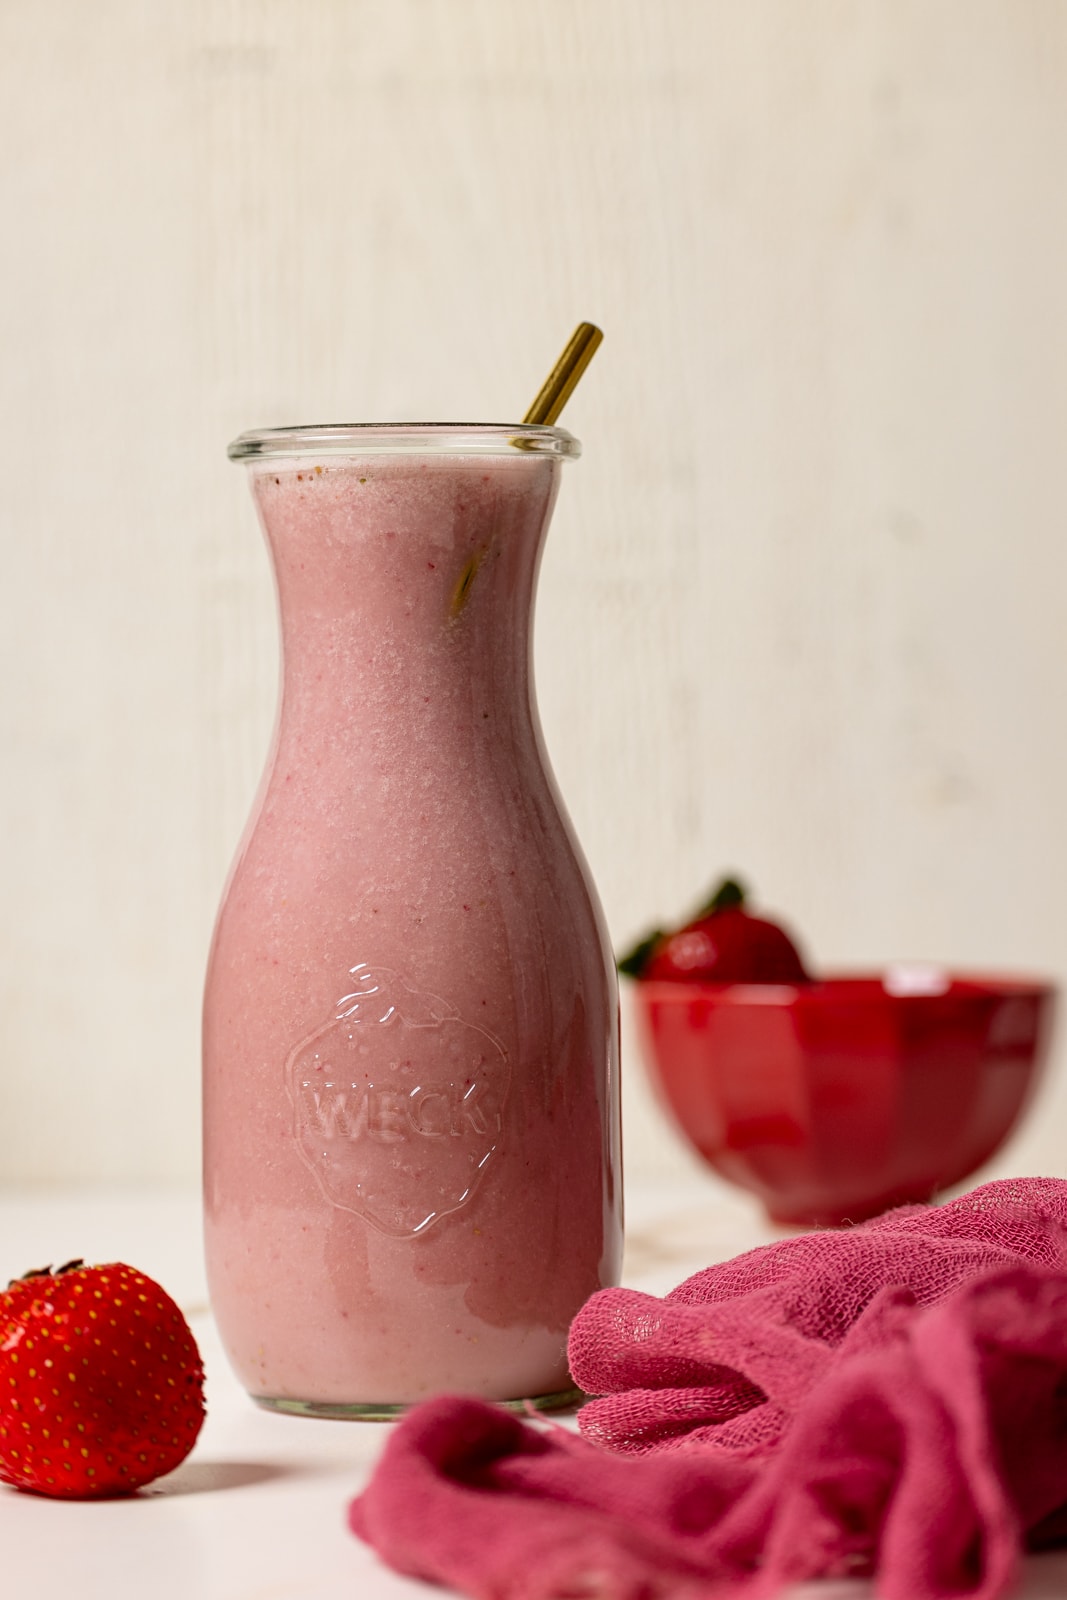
[350,1178,1067,1599]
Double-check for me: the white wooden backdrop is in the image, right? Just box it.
[1,1,1065,1186]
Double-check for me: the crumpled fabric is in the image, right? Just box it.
[350,1178,1067,1600]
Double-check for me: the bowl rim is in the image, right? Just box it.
[630,969,1058,1006]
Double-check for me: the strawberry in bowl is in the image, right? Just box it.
[619,877,810,986]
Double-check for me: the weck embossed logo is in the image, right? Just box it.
[286,964,509,1237]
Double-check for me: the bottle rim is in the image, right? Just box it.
[227,423,581,463]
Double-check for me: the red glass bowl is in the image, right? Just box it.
[634,972,1057,1226]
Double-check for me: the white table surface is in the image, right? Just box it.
[3,1176,1067,1600]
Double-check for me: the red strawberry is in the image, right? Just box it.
[619,877,811,984]
[0,1259,205,1498]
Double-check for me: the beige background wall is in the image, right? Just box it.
[1,1,1065,1188]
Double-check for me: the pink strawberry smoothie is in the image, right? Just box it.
[204,427,622,1413]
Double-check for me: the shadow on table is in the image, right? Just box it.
[142,1460,295,1497]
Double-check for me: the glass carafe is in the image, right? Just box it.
[203,424,622,1417]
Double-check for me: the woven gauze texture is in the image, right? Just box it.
[570,1176,1067,1455]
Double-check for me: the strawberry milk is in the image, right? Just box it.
[204,425,622,1415]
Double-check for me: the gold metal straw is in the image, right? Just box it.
[523,322,603,425]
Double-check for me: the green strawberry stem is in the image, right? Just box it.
[695,877,746,917]
[8,1259,84,1288]
[617,929,664,978]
